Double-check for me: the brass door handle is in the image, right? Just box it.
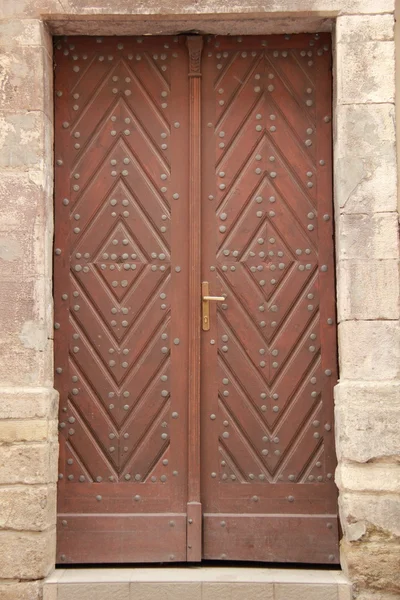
[203,295,225,301]
[202,282,225,331]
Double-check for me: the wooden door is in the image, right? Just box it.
[54,33,338,565]
[54,36,191,563]
[201,34,338,564]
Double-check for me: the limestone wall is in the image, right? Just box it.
[0,1,399,599]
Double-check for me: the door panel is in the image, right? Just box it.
[200,34,338,563]
[54,36,190,563]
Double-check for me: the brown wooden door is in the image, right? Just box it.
[54,33,338,565]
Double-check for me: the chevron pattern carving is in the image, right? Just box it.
[202,40,336,486]
[54,37,188,488]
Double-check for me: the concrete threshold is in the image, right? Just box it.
[44,567,352,599]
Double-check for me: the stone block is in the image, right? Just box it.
[274,584,338,600]
[339,493,400,540]
[0,581,42,600]
[231,583,273,600]
[337,582,352,600]
[0,111,52,170]
[0,387,58,420]
[2,0,72,17]
[202,583,274,600]
[0,280,54,389]
[58,583,130,600]
[337,260,399,321]
[353,592,400,600]
[337,213,398,261]
[336,41,394,104]
[0,227,52,280]
[0,419,51,442]
[341,539,400,594]
[0,528,56,580]
[338,321,400,381]
[43,585,58,600]
[0,442,58,484]
[0,484,56,531]
[0,171,52,228]
[0,278,53,338]
[334,381,400,462]
[0,339,54,387]
[335,104,395,159]
[0,344,53,388]
[0,0,395,18]
[129,583,201,600]
[336,14,394,43]
[334,153,397,213]
[0,45,53,114]
[336,462,400,494]
[0,19,52,55]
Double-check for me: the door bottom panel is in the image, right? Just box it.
[203,514,339,564]
[57,514,187,563]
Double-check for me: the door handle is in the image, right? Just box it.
[203,296,226,301]
[202,281,225,331]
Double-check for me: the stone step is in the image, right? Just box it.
[44,567,352,600]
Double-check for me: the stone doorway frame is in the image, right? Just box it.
[0,2,399,599]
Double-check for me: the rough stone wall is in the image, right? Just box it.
[334,11,400,598]
[0,1,399,599]
[0,13,59,600]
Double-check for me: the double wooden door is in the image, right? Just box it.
[54,33,338,565]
